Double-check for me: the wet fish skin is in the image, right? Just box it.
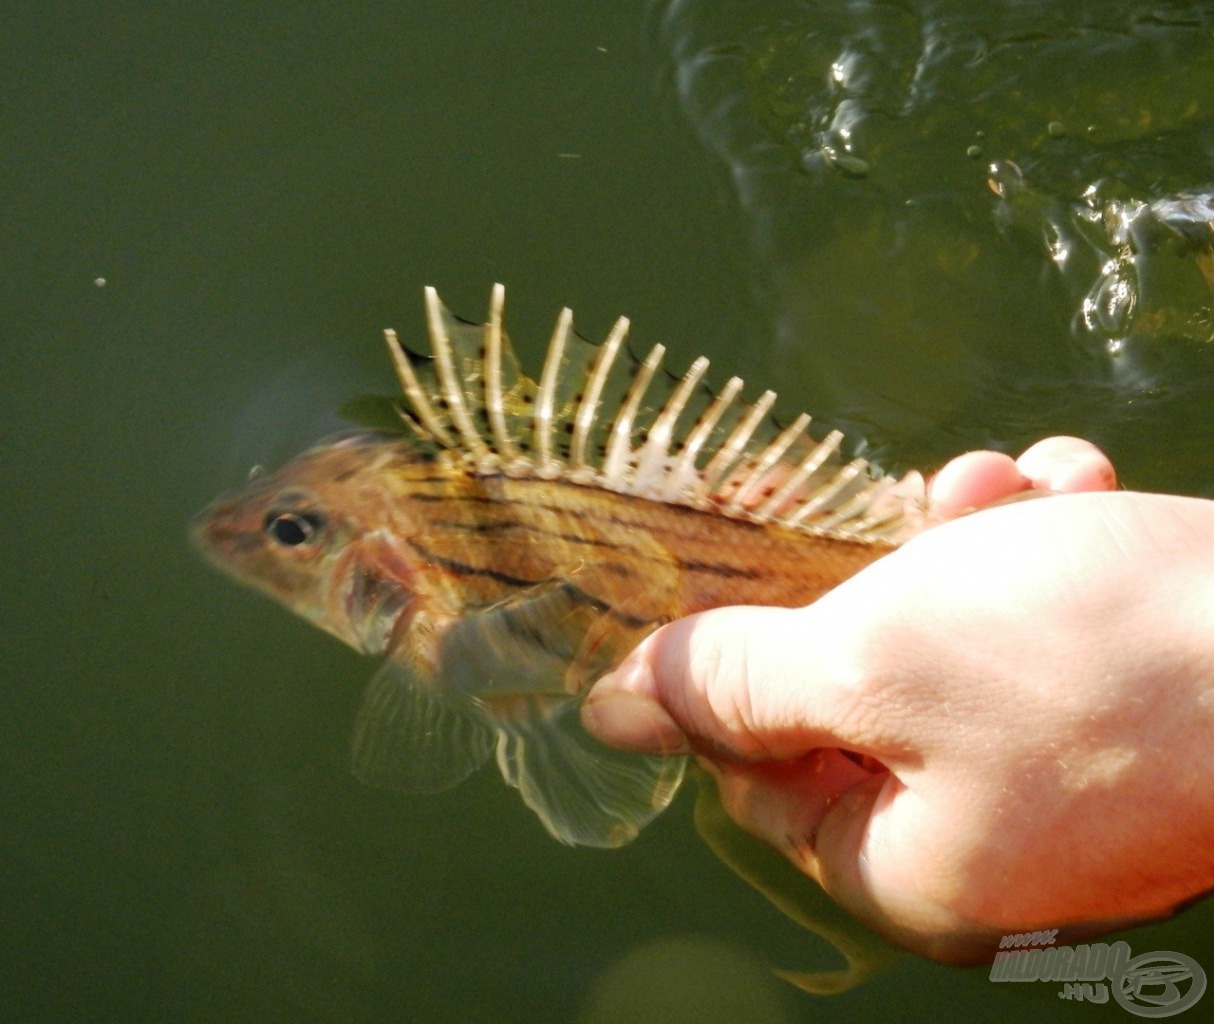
[194,433,892,664]
[192,286,923,847]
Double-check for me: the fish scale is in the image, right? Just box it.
[193,285,934,848]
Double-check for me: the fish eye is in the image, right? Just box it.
[264,510,325,547]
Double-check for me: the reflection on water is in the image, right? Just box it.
[660,0,1214,486]
[578,933,794,1024]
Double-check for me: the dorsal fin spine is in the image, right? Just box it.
[727,412,811,514]
[702,390,777,495]
[603,343,665,486]
[425,287,490,461]
[384,328,455,447]
[633,356,710,494]
[392,400,432,443]
[535,308,572,472]
[783,458,865,527]
[817,476,894,533]
[753,428,843,520]
[397,288,923,547]
[662,376,742,501]
[483,283,518,461]
[837,480,904,537]
[569,316,628,472]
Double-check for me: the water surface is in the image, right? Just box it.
[5,2,1213,1022]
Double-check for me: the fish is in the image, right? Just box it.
[192,285,932,848]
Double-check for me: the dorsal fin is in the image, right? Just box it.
[385,286,929,544]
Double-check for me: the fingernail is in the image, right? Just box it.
[581,691,690,756]
[1049,453,1117,492]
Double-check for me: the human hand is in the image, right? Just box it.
[582,438,1214,962]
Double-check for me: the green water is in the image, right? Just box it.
[5,2,1214,1021]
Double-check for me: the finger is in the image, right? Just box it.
[1015,436,1116,493]
[711,757,991,962]
[581,603,913,763]
[927,451,1029,518]
[719,764,902,925]
[706,749,880,885]
[808,769,989,961]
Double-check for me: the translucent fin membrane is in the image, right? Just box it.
[387,286,928,544]
[495,699,686,848]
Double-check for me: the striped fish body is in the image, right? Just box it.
[193,286,926,849]
[392,460,893,630]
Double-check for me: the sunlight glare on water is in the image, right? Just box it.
[663,0,1214,487]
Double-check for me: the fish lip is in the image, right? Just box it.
[187,511,210,557]
[188,501,230,562]
[188,498,262,567]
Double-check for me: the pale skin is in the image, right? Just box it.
[581,437,1214,964]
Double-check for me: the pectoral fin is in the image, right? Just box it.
[351,572,685,845]
[438,578,606,697]
[351,657,495,794]
[493,697,687,848]
[440,578,684,845]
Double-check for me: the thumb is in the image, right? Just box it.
[580,602,912,764]
[581,600,990,959]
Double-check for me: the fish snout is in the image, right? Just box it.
[188,494,258,565]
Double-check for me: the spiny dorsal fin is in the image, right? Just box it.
[385,285,929,544]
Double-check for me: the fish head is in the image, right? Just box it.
[191,433,425,655]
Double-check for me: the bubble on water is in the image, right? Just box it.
[93,277,106,287]
[985,158,1024,198]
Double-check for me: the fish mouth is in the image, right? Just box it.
[188,500,236,562]
[188,499,267,574]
